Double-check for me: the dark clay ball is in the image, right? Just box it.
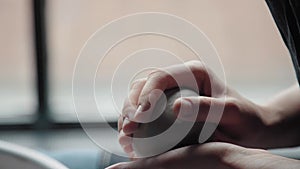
[132,88,206,157]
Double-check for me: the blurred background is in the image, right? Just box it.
[0,0,299,169]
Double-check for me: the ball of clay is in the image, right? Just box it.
[132,88,205,157]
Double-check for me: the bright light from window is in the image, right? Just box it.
[47,0,297,122]
[0,0,36,122]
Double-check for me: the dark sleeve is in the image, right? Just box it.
[266,0,300,85]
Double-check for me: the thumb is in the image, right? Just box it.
[173,96,226,123]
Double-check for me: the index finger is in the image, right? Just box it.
[135,61,206,120]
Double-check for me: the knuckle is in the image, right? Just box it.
[148,69,169,80]
[146,70,171,87]
[186,60,209,76]
[225,98,240,112]
[186,60,203,68]
[130,78,145,89]
[122,103,133,116]
[122,99,135,111]
[199,97,210,107]
[122,106,132,116]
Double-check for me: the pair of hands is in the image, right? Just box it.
[107,61,300,169]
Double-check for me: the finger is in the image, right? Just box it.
[120,79,146,132]
[122,144,133,154]
[119,99,134,133]
[122,118,139,134]
[121,100,139,134]
[136,61,208,117]
[129,78,147,106]
[122,99,137,119]
[117,115,123,132]
[122,78,147,118]
[173,96,229,124]
[118,130,132,146]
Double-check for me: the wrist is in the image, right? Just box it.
[249,103,282,148]
[256,103,298,148]
[260,102,283,127]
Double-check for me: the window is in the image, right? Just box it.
[47,0,297,123]
[0,0,36,124]
[0,0,297,125]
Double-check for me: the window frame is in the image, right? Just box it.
[0,0,117,130]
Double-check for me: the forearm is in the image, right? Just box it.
[260,85,300,148]
[223,147,300,169]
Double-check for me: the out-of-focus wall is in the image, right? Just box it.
[0,0,297,118]
[0,0,35,117]
[47,0,297,119]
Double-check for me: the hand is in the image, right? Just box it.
[117,60,284,156]
[106,142,300,169]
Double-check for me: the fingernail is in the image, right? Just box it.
[123,144,133,153]
[133,105,143,119]
[127,111,135,119]
[177,99,194,120]
[123,118,130,128]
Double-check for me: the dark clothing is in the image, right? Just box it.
[266,0,300,85]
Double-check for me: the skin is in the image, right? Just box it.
[107,142,300,169]
[109,60,300,169]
